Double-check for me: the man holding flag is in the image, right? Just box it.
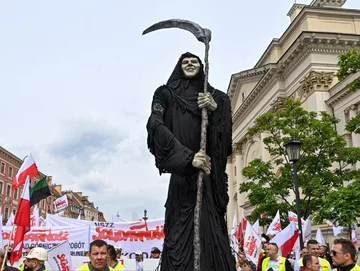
[9,177,31,266]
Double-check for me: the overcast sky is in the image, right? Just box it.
[0,0,357,221]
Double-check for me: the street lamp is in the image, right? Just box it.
[284,138,303,249]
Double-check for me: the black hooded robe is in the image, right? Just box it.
[147,52,236,271]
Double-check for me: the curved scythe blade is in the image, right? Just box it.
[142,19,211,43]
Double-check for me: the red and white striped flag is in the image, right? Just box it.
[12,153,39,189]
[10,176,31,265]
[271,222,299,257]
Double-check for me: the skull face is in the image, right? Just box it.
[181,57,201,78]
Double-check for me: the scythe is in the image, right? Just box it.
[142,19,211,271]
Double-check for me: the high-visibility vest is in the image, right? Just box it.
[112,262,124,271]
[350,264,360,271]
[261,256,287,271]
[77,264,115,271]
[299,257,330,271]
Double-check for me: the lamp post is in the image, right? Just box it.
[284,138,303,249]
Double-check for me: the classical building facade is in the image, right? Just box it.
[226,0,360,241]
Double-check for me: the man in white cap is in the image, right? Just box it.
[23,247,48,271]
[135,251,143,271]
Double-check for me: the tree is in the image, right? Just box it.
[239,99,360,226]
[337,48,360,91]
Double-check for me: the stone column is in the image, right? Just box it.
[349,105,360,169]
[226,154,234,232]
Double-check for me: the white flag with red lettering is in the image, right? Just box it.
[271,222,299,257]
[288,211,306,229]
[244,222,262,265]
[30,206,39,227]
[54,195,68,212]
[48,240,72,271]
[267,210,282,235]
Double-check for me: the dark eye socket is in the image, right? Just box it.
[191,59,198,64]
[182,60,189,64]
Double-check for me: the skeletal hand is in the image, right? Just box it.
[192,149,211,175]
[198,93,217,111]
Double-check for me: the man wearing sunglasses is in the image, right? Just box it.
[294,240,331,271]
[330,239,360,271]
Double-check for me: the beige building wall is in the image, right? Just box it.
[226,0,360,242]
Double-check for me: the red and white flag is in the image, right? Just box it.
[351,223,357,246]
[244,222,262,265]
[236,216,247,248]
[10,176,31,265]
[271,221,299,257]
[12,153,39,189]
[288,211,306,229]
[267,210,282,235]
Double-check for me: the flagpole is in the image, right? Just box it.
[1,224,16,270]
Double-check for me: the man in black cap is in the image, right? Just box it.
[150,247,161,259]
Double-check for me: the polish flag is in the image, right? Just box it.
[10,176,31,265]
[236,216,247,248]
[12,153,39,189]
[271,222,299,257]
[267,210,282,235]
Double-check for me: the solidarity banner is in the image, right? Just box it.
[2,226,90,256]
[46,214,165,257]
[54,195,68,212]
[48,240,72,271]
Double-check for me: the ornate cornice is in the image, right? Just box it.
[232,142,243,156]
[287,4,306,17]
[0,147,23,167]
[293,71,334,102]
[310,0,346,7]
[326,71,360,106]
[227,155,233,164]
[270,97,287,112]
[228,65,273,104]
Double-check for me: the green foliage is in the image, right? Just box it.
[337,49,360,91]
[240,99,360,226]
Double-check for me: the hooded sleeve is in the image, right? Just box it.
[146,86,196,176]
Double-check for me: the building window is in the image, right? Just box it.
[4,208,8,220]
[6,185,11,197]
[14,189,18,200]
[0,162,5,174]
[0,182,3,194]
[9,167,13,178]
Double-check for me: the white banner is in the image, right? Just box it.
[2,226,89,256]
[54,195,68,212]
[48,240,72,271]
[46,214,164,258]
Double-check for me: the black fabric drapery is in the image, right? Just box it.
[147,52,235,271]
